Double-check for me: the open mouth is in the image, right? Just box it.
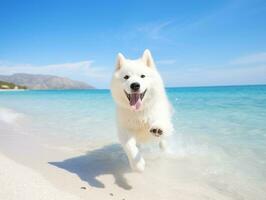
[124,89,147,111]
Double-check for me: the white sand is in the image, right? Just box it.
[0,153,81,200]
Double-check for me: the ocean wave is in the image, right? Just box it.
[0,107,25,124]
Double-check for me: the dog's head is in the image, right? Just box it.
[111,49,164,111]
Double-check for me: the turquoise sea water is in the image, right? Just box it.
[1,85,266,198]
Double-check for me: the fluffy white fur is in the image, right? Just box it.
[111,49,173,172]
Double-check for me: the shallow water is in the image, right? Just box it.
[0,85,266,199]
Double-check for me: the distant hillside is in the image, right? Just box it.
[0,73,94,90]
[0,80,27,90]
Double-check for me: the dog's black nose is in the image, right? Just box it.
[130,82,140,91]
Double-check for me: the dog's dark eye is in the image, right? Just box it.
[140,74,145,78]
[124,75,130,80]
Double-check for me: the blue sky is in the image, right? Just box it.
[0,0,266,88]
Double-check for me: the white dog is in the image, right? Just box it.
[111,49,173,172]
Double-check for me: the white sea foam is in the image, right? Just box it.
[0,107,25,124]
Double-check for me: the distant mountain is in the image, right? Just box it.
[0,73,94,90]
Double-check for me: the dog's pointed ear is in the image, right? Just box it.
[116,53,126,70]
[142,49,155,68]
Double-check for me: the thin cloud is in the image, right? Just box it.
[230,52,266,65]
[123,20,174,42]
[137,20,173,40]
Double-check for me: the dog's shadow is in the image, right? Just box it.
[49,144,132,190]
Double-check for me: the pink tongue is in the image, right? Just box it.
[130,93,142,110]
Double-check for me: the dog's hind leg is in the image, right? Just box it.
[118,129,145,172]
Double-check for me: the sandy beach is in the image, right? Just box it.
[0,153,81,200]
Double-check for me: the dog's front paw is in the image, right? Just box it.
[135,158,145,172]
[131,158,145,172]
[150,127,163,137]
